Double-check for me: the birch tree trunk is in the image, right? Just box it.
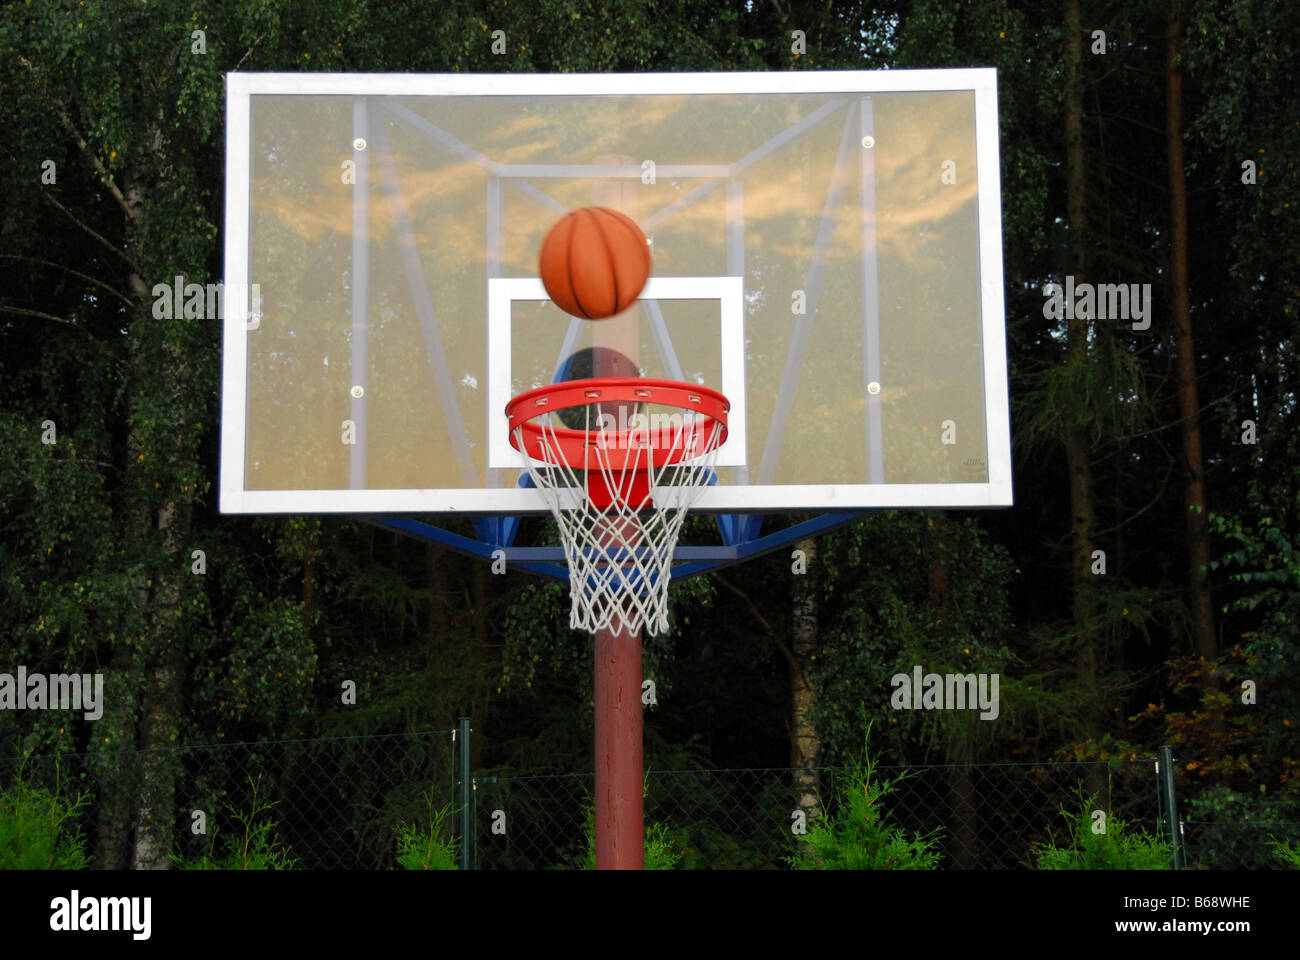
[121,137,187,870]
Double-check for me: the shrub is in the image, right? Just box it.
[0,773,91,869]
[396,795,458,870]
[1270,837,1300,869]
[787,724,943,870]
[1033,788,1171,869]
[174,779,297,870]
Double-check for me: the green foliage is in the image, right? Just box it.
[1133,508,1300,810]
[1209,506,1300,731]
[668,825,769,870]
[650,771,788,870]
[1270,837,1300,869]
[1188,508,1300,808]
[1211,507,1300,622]
[395,795,458,870]
[174,780,297,870]
[1190,0,1300,282]
[195,593,318,737]
[809,514,1021,766]
[1182,785,1299,869]
[788,722,942,870]
[1033,788,1170,870]
[0,773,91,869]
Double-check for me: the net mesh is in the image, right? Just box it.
[510,403,724,636]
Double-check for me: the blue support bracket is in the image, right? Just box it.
[369,510,868,585]
[471,474,534,546]
[704,471,761,546]
[715,512,762,546]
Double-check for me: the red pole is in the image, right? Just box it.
[593,623,644,869]
[591,157,644,869]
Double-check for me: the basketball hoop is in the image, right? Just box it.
[507,378,729,636]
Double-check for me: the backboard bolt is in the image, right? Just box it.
[351,385,365,399]
[867,381,881,395]
[861,136,875,149]
[353,138,367,151]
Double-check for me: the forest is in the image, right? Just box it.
[0,0,1296,871]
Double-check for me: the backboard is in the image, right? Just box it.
[220,69,1012,516]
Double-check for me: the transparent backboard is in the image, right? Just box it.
[221,70,1012,514]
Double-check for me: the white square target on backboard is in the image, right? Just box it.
[486,276,747,469]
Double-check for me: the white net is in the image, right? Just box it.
[511,403,724,637]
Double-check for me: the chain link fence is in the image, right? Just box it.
[4,732,1296,868]
[0,731,456,869]
[1182,820,1300,869]
[473,759,1167,869]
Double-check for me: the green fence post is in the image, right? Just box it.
[458,717,473,870]
[1158,745,1185,869]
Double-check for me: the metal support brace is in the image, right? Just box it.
[366,511,866,584]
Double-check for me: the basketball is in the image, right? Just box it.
[538,207,651,320]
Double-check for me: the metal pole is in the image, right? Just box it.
[594,625,644,869]
[459,716,473,870]
[590,157,645,871]
[1158,745,1183,869]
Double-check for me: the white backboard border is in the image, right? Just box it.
[220,68,1012,515]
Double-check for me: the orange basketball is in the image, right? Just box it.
[538,207,651,320]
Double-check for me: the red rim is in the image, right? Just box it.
[506,377,729,468]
